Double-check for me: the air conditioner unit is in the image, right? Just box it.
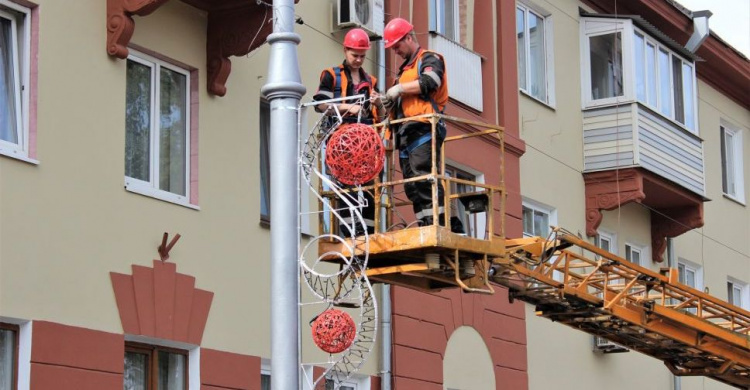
[593,336,629,354]
[336,0,384,37]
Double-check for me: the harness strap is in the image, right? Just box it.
[399,131,432,158]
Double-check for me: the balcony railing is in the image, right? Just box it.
[583,103,705,196]
[429,33,483,111]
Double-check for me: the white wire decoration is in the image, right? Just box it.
[298,95,378,390]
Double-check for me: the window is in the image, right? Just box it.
[522,199,555,237]
[124,343,187,390]
[597,231,615,253]
[624,243,642,266]
[517,3,553,104]
[125,51,193,207]
[0,0,31,160]
[581,18,698,132]
[720,124,745,203]
[326,379,355,390]
[588,31,623,101]
[632,31,696,131]
[260,101,271,221]
[677,259,702,314]
[430,0,460,42]
[261,367,270,390]
[0,323,18,390]
[727,279,749,309]
[445,165,486,239]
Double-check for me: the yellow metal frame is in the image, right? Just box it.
[496,229,750,388]
[317,114,505,294]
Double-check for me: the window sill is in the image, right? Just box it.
[0,148,39,165]
[125,181,199,210]
[722,193,746,206]
[520,90,555,111]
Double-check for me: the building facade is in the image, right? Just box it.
[0,0,747,389]
[517,0,749,389]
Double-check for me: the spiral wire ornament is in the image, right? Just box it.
[298,95,379,389]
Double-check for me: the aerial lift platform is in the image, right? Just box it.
[314,113,749,388]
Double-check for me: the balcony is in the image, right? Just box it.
[429,33,483,111]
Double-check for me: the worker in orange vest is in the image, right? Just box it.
[382,18,464,234]
[314,28,385,236]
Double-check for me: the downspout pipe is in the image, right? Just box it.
[260,0,306,389]
[377,38,393,390]
[667,238,681,390]
[685,10,712,53]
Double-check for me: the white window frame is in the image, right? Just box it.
[521,198,556,238]
[124,50,193,208]
[580,17,698,133]
[429,0,460,42]
[727,278,749,310]
[597,230,616,254]
[720,122,745,204]
[516,1,555,106]
[624,242,645,266]
[0,1,31,162]
[632,28,697,133]
[261,360,271,390]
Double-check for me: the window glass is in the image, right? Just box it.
[124,351,149,390]
[721,127,736,195]
[157,350,186,390]
[645,42,657,107]
[672,56,684,124]
[657,49,671,117]
[158,67,188,196]
[261,374,271,390]
[589,32,623,100]
[125,60,152,182]
[528,11,546,100]
[682,62,694,130]
[728,282,742,307]
[0,16,18,145]
[260,101,271,220]
[516,7,526,91]
[0,327,16,390]
[522,205,550,237]
[634,33,645,102]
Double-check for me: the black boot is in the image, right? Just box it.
[450,216,466,234]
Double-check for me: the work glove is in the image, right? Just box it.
[385,84,404,101]
[382,96,396,111]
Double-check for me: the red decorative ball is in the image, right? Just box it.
[311,309,357,354]
[325,123,385,185]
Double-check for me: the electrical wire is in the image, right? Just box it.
[292,11,749,261]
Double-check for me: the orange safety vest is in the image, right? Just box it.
[396,49,449,122]
[324,66,380,121]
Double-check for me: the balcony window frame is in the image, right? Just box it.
[124,50,194,209]
[516,1,555,106]
[429,0,460,43]
[580,17,698,134]
[720,122,745,204]
[0,0,31,162]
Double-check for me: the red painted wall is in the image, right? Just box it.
[383,1,527,388]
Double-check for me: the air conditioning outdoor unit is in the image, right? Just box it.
[336,0,384,37]
[593,336,629,354]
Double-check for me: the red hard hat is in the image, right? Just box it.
[343,28,371,50]
[383,18,413,48]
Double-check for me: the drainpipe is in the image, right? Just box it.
[685,10,712,53]
[667,237,681,390]
[377,37,393,390]
[260,0,306,389]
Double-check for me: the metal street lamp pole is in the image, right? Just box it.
[260,0,306,388]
